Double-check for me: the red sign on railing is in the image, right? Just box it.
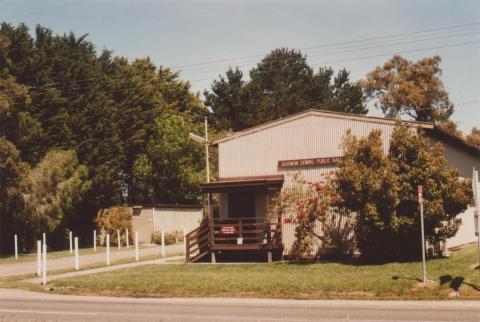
[220,226,237,234]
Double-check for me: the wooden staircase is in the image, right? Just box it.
[185,222,210,263]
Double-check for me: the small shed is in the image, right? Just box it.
[131,204,203,243]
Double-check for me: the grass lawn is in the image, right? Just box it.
[50,245,480,300]
[0,245,150,264]
[0,252,184,292]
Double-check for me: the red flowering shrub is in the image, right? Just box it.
[267,173,355,260]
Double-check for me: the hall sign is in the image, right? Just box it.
[278,156,343,169]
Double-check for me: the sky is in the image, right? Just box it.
[1,0,479,132]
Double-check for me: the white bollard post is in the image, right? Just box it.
[69,231,73,254]
[152,206,156,233]
[74,237,79,270]
[14,234,18,259]
[126,228,129,248]
[42,242,47,285]
[37,240,41,276]
[135,231,139,261]
[117,229,121,249]
[161,230,165,258]
[106,233,110,266]
[183,228,187,255]
[93,229,97,252]
[42,233,46,246]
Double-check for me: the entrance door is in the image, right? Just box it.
[228,191,255,218]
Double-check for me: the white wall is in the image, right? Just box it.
[153,208,203,233]
[132,206,203,243]
[446,207,477,249]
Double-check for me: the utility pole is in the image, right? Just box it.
[204,117,210,184]
[473,168,479,265]
[418,185,427,283]
[189,117,210,183]
[189,115,213,262]
[188,116,211,210]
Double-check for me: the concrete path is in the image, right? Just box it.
[1,288,480,321]
[0,244,185,277]
[24,255,184,284]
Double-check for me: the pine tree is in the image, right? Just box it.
[204,48,367,131]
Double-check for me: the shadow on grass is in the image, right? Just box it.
[440,274,480,292]
[284,255,437,267]
[391,275,422,283]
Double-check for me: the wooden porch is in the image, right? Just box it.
[185,175,285,263]
[185,216,283,263]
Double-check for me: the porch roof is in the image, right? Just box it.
[200,175,284,193]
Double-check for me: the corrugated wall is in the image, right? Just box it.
[281,212,355,257]
[218,114,395,179]
[427,134,480,178]
[218,114,396,256]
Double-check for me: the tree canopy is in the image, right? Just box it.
[0,136,29,253]
[466,127,480,148]
[360,55,454,123]
[0,23,206,250]
[204,48,367,131]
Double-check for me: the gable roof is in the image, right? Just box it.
[211,109,433,145]
[211,109,480,157]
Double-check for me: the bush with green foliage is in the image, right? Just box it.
[335,124,472,260]
[0,141,89,251]
[151,230,183,246]
[0,137,29,253]
[26,149,90,249]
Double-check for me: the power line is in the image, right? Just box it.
[170,21,480,70]
[308,30,479,58]
[26,31,480,94]
[455,99,480,106]
[186,41,480,84]
[179,30,480,76]
[178,26,480,74]
[312,40,480,66]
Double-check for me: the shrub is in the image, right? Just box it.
[268,173,355,260]
[335,125,472,260]
[151,230,183,245]
[95,207,133,246]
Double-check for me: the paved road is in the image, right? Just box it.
[0,289,479,322]
[0,244,184,277]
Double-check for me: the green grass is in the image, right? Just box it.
[0,252,184,292]
[51,245,480,300]
[0,245,148,264]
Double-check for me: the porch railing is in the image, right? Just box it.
[185,216,283,263]
[212,217,282,248]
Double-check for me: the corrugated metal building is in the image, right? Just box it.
[186,109,480,262]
